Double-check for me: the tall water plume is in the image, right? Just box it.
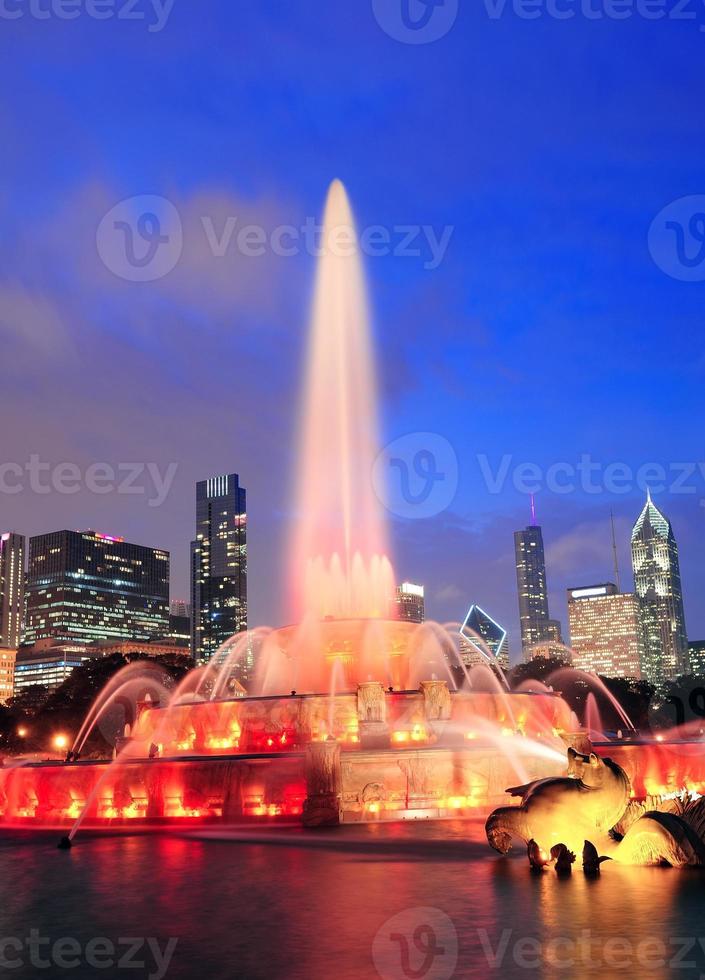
[289,180,393,620]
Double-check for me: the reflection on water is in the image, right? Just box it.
[0,821,703,979]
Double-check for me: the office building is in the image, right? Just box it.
[24,531,169,646]
[631,492,688,684]
[459,604,510,669]
[170,599,191,619]
[191,474,248,670]
[567,583,643,678]
[0,648,16,703]
[391,583,425,623]
[514,522,561,655]
[688,641,705,678]
[14,640,94,694]
[0,532,24,649]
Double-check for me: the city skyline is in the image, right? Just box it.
[4,481,701,671]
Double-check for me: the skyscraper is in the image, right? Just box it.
[514,522,559,655]
[567,583,643,678]
[0,532,24,649]
[191,473,248,670]
[459,604,510,669]
[390,582,425,623]
[631,492,688,684]
[24,531,169,645]
[688,640,705,678]
[170,599,191,619]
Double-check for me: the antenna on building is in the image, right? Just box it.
[530,493,537,526]
[610,510,621,593]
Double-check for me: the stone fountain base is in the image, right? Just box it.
[0,681,589,829]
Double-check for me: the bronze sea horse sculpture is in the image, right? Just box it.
[485,748,705,868]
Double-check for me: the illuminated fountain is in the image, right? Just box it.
[2,181,701,840]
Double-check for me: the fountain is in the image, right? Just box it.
[1,181,702,837]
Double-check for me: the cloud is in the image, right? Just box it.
[433,583,464,603]
[0,284,72,362]
[545,521,615,576]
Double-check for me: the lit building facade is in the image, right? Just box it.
[460,605,510,669]
[24,531,169,646]
[0,532,24,649]
[514,524,561,655]
[14,640,93,694]
[391,583,425,623]
[688,641,705,678]
[191,474,248,670]
[631,493,688,684]
[170,599,191,619]
[0,648,16,703]
[530,640,572,663]
[567,583,643,678]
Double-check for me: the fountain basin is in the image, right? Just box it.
[0,683,581,828]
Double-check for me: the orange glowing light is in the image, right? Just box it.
[53,734,69,751]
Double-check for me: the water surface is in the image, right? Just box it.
[2,820,703,979]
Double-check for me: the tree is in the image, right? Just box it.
[3,653,193,758]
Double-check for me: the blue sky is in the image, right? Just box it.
[1,1,704,656]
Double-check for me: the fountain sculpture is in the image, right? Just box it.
[486,748,705,867]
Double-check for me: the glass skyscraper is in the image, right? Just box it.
[631,492,688,684]
[24,531,169,645]
[460,604,510,669]
[191,473,248,672]
[514,523,559,656]
[0,532,25,649]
